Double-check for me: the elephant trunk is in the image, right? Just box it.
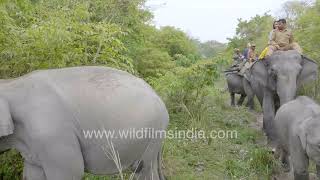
[279,92,296,105]
[277,77,297,106]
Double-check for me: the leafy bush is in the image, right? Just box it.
[154,26,199,58]
[174,54,197,67]
[0,0,135,78]
[0,150,23,179]
[134,48,174,78]
[150,60,219,122]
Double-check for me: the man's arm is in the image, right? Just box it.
[270,31,280,49]
[248,50,255,62]
[270,30,277,45]
[289,31,294,44]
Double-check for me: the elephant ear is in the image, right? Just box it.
[297,120,308,150]
[297,115,316,151]
[252,61,268,87]
[298,56,318,87]
[0,98,14,137]
[252,61,276,90]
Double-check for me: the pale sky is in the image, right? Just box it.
[146,0,291,43]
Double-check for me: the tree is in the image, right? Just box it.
[295,0,320,59]
[134,47,174,78]
[227,14,275,53]
[277,0,310,29]
[0,0,156,78]
[154,26,199,58]
[197,40,226,59]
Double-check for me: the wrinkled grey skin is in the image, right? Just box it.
[275,96,320,180]
[225,73,255,110]
[0,66,169,180]
[247,50,318,142]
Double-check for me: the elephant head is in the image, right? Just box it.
[0,98,14,138]
[252,50,318,105]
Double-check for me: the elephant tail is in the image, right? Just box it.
[158,148,166,180]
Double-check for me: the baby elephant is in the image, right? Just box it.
[275,96,320,180]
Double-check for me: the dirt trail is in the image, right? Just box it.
[250,114,317,180]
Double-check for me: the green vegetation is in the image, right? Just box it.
[158,74,279,179]
[1,0,319,179]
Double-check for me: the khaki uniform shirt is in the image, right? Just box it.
[270,29,293,47]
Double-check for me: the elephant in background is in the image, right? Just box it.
[246,50,318,143]
[225,72,255,110]
[0,66,169,180]
[275,96,320,180]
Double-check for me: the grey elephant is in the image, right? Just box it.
[246,50,318,142]
[225,72,255,110]
[0,66,169,180]
[275,96,320,180]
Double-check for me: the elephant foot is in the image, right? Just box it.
[23,161,46,180]
[280,154,290,172]
[267,138,278,148]
[134,142,165,180]
[294,172,309,180]
[282,162,290,172]
[316,165,320,179]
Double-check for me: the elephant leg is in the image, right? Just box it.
[22,99,85,180]
[237,94,246,106]
[262,90,277,143]
[230,92,235,106]
[280,149,290,172]
[40,137,84,180]
[135,140,165,180]
[23,161,46,180]
[243,79,254,110]
[247,97,255,111]
[316,164,320,179]
[29,124,85,179]
[290,136,310,180]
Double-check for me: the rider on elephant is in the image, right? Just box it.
[233,48,245,64]
[226,48,245,72]
[247,44,257,63]
[238,43,257,76]
[266,19,302,57]
[259,21,279,60]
